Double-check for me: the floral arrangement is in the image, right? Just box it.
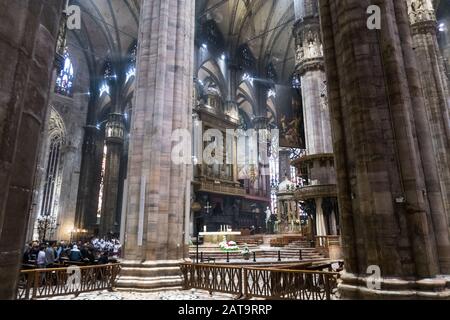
[219,237,239,252]
[241,245,251,260]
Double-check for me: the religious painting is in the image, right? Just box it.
[276,87,305,149]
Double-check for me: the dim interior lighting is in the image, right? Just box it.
[126,67,136,82]
[242,73,253,84]
[99,83,110,96]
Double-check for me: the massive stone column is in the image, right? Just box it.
[0,0,63,299]
[319,0,450,298]
[407,0,450,233]
[74,123,100,233]
[117,0,194,289]
[292,0,338,237]
[99,113,124,237]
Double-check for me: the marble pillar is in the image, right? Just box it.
[293,0,337,237]
[0,0,63,299]
[319,0,450,299]
[117,0,194,290]
[407,0,450,244]
[74,124,99,232]
[99,113,124,237]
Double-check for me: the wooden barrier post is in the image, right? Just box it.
[32,270,39,300]
[243,268,249,299]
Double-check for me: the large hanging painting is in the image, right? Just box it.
[277,86,304,149]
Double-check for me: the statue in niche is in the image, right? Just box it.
[408,0,434,23]
[307,41,315,58]
[410,0,425,12]
[296,43,304,63]
[265,207,272,222]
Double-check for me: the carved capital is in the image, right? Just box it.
[105,113,125,144]
[411,19,437,35]
[407,0,436,25]
[293,17,323,73]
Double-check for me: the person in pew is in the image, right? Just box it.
[29,242,40,261]
[69,245,83,262]
[45,243,56,267]
[80,244,89,260]
[55,242,64,261]
[98,251,109,265]
[36,246,47,269]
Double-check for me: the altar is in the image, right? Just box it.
[199,231,241,244]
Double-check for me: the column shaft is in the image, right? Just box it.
[0,0,63,299]
[99,113,124,237]
[408,0,450,272]
[319,0,450,298]
[118,0,194,289]
[293,1,337,236]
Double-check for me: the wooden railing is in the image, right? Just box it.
[244,267,339,300]
[198,181,246,196]
[17,264,121,300]
[180,263,340,300]
[270,235,309,247]
[180,263,243,295]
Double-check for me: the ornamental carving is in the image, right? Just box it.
[407,0,436,25]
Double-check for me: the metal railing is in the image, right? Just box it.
[17,264,121,300]
[180,263,340,300]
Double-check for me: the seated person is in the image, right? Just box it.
[69,245,83,262]
[98,252,109,265]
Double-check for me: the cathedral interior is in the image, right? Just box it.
[1,0,450,301]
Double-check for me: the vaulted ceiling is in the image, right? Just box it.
[67,0,450,91]
[196,0,296,83]
[68,0,140,78]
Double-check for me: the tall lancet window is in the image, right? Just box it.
[126,41,137,83]
[100,60,113,97]
[97,143,108,224]
[55,49,75,97]
[37,109,66,241]
[269,131,280,215]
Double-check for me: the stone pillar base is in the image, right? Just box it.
[116,260,184,290]
[339,272,450,300]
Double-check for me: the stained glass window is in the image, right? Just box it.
[97,143,108,224]
[126,41,137,83]
[55,49,74,97]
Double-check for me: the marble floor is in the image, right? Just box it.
[40,289,236,300]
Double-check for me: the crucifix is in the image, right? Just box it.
[205,202,212,214]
